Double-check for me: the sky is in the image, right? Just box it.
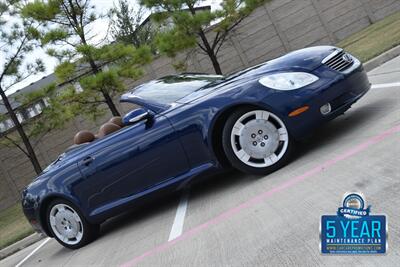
[6,0,221,96]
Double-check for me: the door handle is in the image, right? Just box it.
[81,156,94,166]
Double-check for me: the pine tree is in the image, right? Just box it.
[140,0,269,74]
[109,0,156,52]
[22,0,152,117]
[0,0,45,174]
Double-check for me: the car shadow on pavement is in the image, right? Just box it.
[100,192,181,237]
[96,98,387,241]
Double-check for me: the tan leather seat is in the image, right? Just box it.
[109,116,124,127]
[74,130,95,145]
[97,122,121,138]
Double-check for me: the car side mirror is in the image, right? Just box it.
[122,108,152,125]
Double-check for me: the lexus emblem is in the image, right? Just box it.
[342,53,353,63]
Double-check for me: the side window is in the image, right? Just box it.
[4,119,14,129]
[74,82,83,93]
[43,97,51,107]
[26,102,43,118]
[16,112,24,123]
[0,121,6,132]
[27,107,36,118]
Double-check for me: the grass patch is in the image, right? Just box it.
[338,11,400,62]
[0,204,34,250]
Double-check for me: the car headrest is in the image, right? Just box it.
[109,116,124,127]
[74,130,95,145]
[97,122,121,138]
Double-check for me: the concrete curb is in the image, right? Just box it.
[364,45,400,72]
[0,233,45,260]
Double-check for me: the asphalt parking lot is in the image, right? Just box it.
[1,57,400,267]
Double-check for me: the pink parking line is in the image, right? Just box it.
[121,124,400,267]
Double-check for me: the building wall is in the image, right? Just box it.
[1,0,399,210]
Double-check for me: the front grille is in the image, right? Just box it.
[322,50,353,72]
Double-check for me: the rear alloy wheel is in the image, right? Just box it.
[222,107,293,175]
[47,199,99,249]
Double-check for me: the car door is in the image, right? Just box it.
[76,114,189,211]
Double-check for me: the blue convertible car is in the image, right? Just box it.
[22,46,370,248]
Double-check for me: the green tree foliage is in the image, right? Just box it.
[109,0,157,53]
[16,83,75,138]
[140,0,268,74]
[22,0,152,117]
[0,0,45,174]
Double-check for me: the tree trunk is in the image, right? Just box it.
[0,88,43,174]
[101,90,121,117]
[207,49,223,75]
[186,4,223,75]
[196,30,223,75]
[81,35,121,117]
[86,58,121,117]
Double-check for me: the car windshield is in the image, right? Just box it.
[131,74,223,105]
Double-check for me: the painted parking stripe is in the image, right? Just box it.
[120,124,400,267]
[371,82,400,89]
[168,191,189,241]
[15,237,50,267]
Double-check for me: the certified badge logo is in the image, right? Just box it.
[338,192,370,219]
[320,192,387,254]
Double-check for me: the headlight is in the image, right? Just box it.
[259,72,319,90]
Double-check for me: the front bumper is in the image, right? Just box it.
[21,188,47,235]
[284,59,370,139]
[22,206,45,234]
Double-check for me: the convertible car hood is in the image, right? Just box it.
[122,46,338,110]
[176,46,338,104]
[222,46,338,80]
[262,45,337,71]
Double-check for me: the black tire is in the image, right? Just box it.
[222,107,294,175]
[46,199,99,249]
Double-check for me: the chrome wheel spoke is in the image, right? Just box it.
[278,128,288,141]
[255,110,269,120]
[49,215,57,227]
[236,149,250,162]
[75,231,83,242]
[232,122,245,136]
[73,213,81,222]
[266,153,279,164]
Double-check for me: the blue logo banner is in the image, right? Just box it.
[320,192,387,254]
[321,215,386,254]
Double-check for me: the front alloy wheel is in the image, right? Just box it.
[222,107,293,175]
[47,199,99,249]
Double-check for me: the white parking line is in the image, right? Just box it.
[371,82,400,89]
[168,192,189,241]
[15,237,50,267]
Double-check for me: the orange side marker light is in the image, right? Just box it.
[288,106,309,117]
